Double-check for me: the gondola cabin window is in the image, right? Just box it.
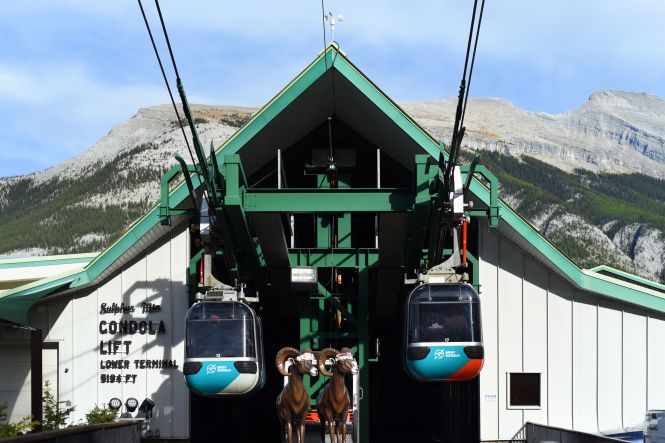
[507,373,541,409]
[186,302,256,358]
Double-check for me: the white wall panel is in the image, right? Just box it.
[547,276,573,429]
[122,255,149,413]
[597,305,623,431]
[572,293,597,433]
[479,227,499,441]
[96,274,124,411]
[46,299,72,405]
[71,291,99,423]
[170,228,190,438]
[623,311,646,427]
[145,239,174,437]
[522,258,548,425]
[648,316,665,410]
[0,347,56,423]
[497,239,524,439]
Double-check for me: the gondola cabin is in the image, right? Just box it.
[404,283,484,382]
[183,300,265,396]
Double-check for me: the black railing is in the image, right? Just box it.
[509,422,627,443]
[0,420,140,443]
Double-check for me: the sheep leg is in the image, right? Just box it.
[328,420,336,443]
[340,411,348,443]
[300,422,306,443]
[286,420,293,443]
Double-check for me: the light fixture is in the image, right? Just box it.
[125,397,139,413]
[108,398,122,410]
[137,398,155,419]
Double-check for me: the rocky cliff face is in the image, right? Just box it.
[402,89,665,178]
[1,92,664,283]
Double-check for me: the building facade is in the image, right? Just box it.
[1,45,664,441]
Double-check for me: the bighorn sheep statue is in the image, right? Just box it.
[276,347,317,443]
[316,347,359,443]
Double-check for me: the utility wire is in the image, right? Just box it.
[137,0,198,176]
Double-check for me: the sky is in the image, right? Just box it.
[0,0,664,178]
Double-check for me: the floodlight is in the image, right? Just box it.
[108,397,122,410]
[125,397,139,413]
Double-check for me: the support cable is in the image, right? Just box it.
[460,0,486,132]
[320,0,335,163]
[444,0,486,185]
[137,0,198,177]
[154,0,214,192]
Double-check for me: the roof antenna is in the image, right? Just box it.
[324,11,344,43]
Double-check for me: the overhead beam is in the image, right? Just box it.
[288,249,379,268]
[244,188,413,213]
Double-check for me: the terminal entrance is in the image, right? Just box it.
[153,42,497,442]
[189,275,480,443]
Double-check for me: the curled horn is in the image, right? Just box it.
[275,347,300,376]
[318,348,339,377]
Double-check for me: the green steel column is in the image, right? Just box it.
[337,174,351,247]
[358,256,370,443]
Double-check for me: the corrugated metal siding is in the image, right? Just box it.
[648,317,665,410]
[479,225,499,440]
[547,275,573,429]
[598,305,622,430]
[572,292,597,433]
[622,311,646,427]
[522,257,548,426]
[498,238,524,438]
[479,227,665,440]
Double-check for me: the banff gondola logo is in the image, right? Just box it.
[434,349,461,359]
[206,364,232,375]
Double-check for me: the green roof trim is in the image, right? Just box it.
[0,253,97,269]
[468,177,665,311]
[1,43,665,324]
[589,265,665,295]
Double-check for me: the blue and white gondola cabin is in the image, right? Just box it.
[404,283,484,382]
[183,301,265,396]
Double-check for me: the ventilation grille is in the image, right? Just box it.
[464,346,484,359]
[234,361,258,374]
[407,347,430,361]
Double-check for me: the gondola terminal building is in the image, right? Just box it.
[1,45,664,442]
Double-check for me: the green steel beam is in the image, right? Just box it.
[188,249,204,302]
[357,255,370,443]
[405,155,436,269]
[221,155,265,279]
[159,159,197,225]
[461,164,499,227]
[288,249,379,268]
[244,188,413,213]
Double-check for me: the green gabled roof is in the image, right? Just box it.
[1,43,665,325]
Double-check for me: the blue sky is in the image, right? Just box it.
[1,0,664,177]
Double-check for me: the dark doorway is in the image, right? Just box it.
[189,275,299,442]
[371,307,480,443]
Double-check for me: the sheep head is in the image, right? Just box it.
[276,347,318,377]
[318,347,359,377]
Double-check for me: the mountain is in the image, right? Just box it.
[402,90,665,177]
[1,91,665,283]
